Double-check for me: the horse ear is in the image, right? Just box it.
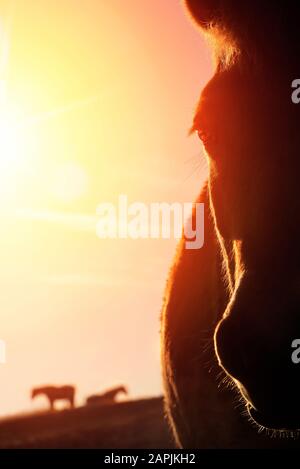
[184,0,221,27]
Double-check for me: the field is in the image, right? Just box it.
[0,397,174,449]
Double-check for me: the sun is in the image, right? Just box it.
[0,3,101,206]
[0,89,30,199]
[0,110,23,171]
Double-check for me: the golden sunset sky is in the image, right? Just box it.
[0,0,212,414]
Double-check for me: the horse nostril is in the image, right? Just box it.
[215,317,246,381]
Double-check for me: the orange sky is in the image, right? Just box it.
[0,0,212,415]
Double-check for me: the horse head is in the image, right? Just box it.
[31,388,38,399]
[186,0,300,431]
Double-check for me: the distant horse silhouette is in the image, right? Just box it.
[161,0,300,448]
[86,386,128,406]
[31,385,75,411]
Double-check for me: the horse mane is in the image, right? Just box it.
[185,0,300,72]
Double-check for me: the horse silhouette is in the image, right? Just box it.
[161,0,300,448]
[86,386,128,406]
[31,385,75,411]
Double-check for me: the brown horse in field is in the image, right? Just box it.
[161,0,300,448]
[31,385,75,411]
[86,385,128,406]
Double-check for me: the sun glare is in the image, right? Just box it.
[50,162,89,203]
[0,112,22,170]
[0,5,98,206]
[0,96,31,200]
